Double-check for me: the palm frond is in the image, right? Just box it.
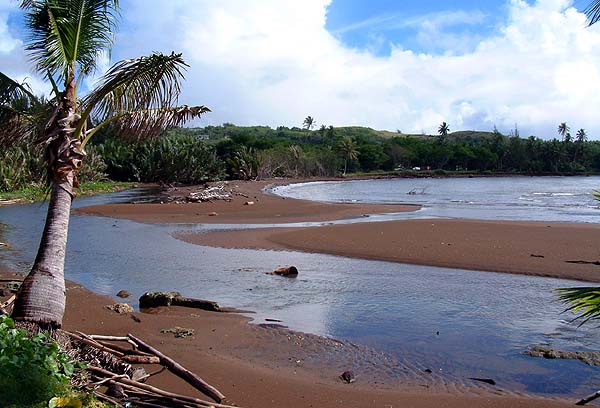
[585,1,600,26]
[0,72,48,146]
[24,0,119,78]
[557,287,600,326]
[81,52,203,140]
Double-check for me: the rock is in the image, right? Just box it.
[139,291,221,312]
[116,290,131,298]
[131,367,148,382]
[526,346,600,366]
[208,212,218,216]
[340,370,356,384]
[105,303,134,314]
[106,383,126,398]
[267,266,299,278]
[244,201,255,206]
[161,326,195,338]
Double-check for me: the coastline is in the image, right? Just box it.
[3,177,599,406]
[177,218,600,283]
[0,270,574,407]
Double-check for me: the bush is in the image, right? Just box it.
[0,316,77,407]
[98,135,226,183]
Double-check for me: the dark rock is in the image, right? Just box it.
[106,383,126,398]
[340,370,356,384]
[116,290,131,298]
[267,266,299,278]
[424,369,433,374]
[139,291,221,312]
[469,377,496,385]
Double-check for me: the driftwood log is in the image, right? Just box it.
[128,333,226,403]
[139,291,221,311]
[88,366,235,408]
[577,390,600,405]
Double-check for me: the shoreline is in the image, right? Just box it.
[177,218,600,283]
[0,270,575,407]
[3,177,599,406]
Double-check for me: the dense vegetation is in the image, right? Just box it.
[3,123,600,190]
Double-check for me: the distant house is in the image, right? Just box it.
[194,134,210,140]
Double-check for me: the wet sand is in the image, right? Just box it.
[179,219,600,283]
[76,180,419,224]
[0,270,575,407]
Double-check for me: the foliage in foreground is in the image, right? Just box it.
[557,287,600,326]
[0,316,77,407]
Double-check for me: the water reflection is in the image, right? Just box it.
[0,187,599,396]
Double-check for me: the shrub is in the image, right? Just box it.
[0,316,77,407]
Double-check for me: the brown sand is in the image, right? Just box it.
[179,219,600,283]
[75,180,419,224]
[0,271,574,407]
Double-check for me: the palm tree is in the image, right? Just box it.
[1,0,209,328]
[576,128,587,143]
[558,122,570,141]
[338,136,358,175]
[303,116,315,130]
[438,122,450,142]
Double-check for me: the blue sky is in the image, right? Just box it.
[1,0,599,138]
[326,0,511,55]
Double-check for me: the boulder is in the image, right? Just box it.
[139,291,221,312]
[340,370,356,384]
[267,266,298,278]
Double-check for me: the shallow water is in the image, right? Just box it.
[272,176,600,223]
[0,180,599,396]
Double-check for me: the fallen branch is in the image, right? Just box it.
[128,333,226,403]
[1,295,16,309]
[120,355,160,364]
[95,339,154,357]
[88,366,235,408]
[64,331,125,357]
[93,390,123,408]
[577,390,600,405]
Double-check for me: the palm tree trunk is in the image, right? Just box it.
[12,173,74,328]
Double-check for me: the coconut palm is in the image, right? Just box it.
[1,0,209,328]
[338,136,358,175]
[558,122,570,141]
[303,116,315,130]
[576,128,587,143]
[438,122,450,142]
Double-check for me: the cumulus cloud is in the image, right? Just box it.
[3,0,600,138]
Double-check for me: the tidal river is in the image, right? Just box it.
[1,176,599,397]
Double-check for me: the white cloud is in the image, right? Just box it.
[4,0,600,139]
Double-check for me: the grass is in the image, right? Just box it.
[0,181,136,203]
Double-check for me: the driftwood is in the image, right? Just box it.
[128,333,226,403]
[577,390,600,405]
[1,294,16,308]
[120,355,160,364]
[94,339,154,357]
[88,366,235,408]
[64,331,125,357]
[139,291,220,311]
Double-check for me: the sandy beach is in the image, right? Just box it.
[0,270,575,408]
[5,178,600,407]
